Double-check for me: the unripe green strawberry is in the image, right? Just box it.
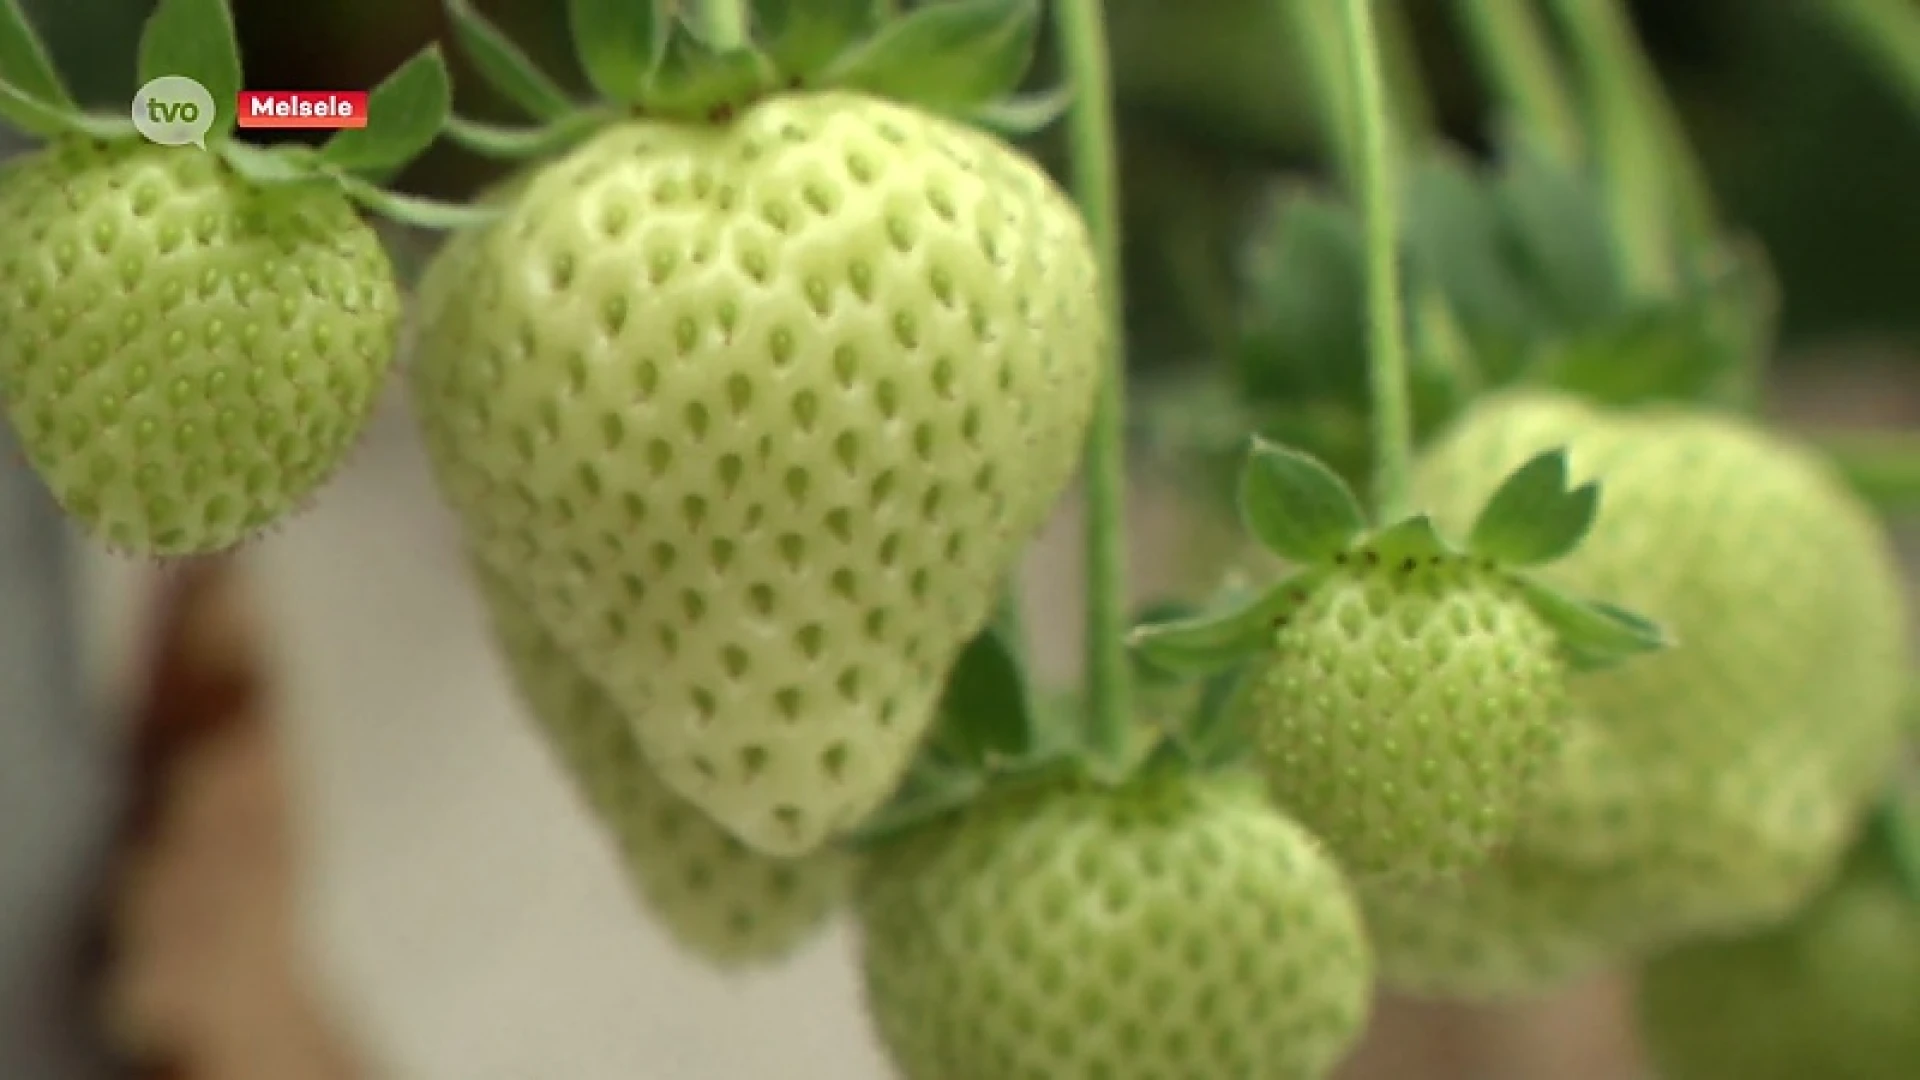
[1416,391,1910,805]
[856,767,1373,1080]
[1637,837,1920,1080]
[0,139,399,555]
[472,562,850,967]
[1245,551,1565,881]
[413,91,1103,856]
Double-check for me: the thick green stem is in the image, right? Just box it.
[1822,0,1920,122]
[1456,0,1584,161]
[1055,0,1132,770]
[692,0,749,50]
[1336,0,1414,522]
[1550,0,1715,291]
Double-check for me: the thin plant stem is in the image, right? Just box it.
[1055,0,1132,771]
[1821,0,1920,123]
[1288,0,1426,188]
[1456,0,1584,162]
[1377,0,1438,144]
[692,0,749,50]
[1549,0,1715,292]
[1335,0,1415,523]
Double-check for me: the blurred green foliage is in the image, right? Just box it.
[17,0,1918,358]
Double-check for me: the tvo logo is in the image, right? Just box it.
[131,76,215,148]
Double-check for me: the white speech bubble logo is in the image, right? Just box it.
[132,75,216,149]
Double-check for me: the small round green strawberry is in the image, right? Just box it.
[856,766,1373,1080]
[0,139,400,555]
[472,561,850,967]
[1637,835,1920,1080]
[413,91,1103,856]
[1244,550,1565,881]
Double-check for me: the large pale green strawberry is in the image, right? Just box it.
[1637,833,1920,1080]
[412,91,1103,856]
[1362,726,1855,998]
[471,561,849,967]
[0,139,399,555]
[1245,548,1565,882]
[1415,391,1910,799]
[856,766,1373,1080]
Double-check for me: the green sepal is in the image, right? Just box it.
[1129,600,1202,687]
[444,0,575,122]
[317,45,451,181]
[921,626,1037,768]
[0,78,129,139]
[1358,513,1456,567]
[136,0,241,140]
[0,0,70,108]
[1166,665,1256,772]
[216,141,327,185]
[1467,449,1600,567]
[1237,438,1367,565]
[966,83,1072,138]
[333,174,506,230]
[1128,570,1325,678]
[822,0,1038,116]
[569,0,667,104]
[443,111,606,160]
[644,22,779,121]
[752,0,880,80]
[1514,577,1668,672]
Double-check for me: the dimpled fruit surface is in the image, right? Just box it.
[857,768,1374,1080]
[473,561,850,967]
[411,91,1103,857]
[0,138,399,555]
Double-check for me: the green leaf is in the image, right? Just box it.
[1130,600,1202,687]
[967,83,1071,137]
[1496,146,1623,333]
[0,78,125,137]
[1171,666,1255,770]
[0,0,70,107]
[1235,194,1367,404]
[927,628,1035,765]
[569,0,666,103]
[1404,153,1538,347]
[1515,579,1668,672]
[822,0,1038,114]
[644,23,778,120]
[217,141,328,185]
[752,0,879,79]
[318,46,450,179]
[1128,572,1323,677]
[137,0,241,137]
[1467,449,1600,567]
[840,758,985,847]
[1237,438,1367,563]
[1360,514,1454,567]
[445,0,574,121]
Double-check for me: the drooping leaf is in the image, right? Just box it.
[823,0,1038,115]
[753,0,879,79]
[569,0,667,103]
[333,173,506,230]
[967,83,1072,138]
[137,0,241,137]
[318,46,451,179]
[445,0,575,121]
[0,0,69,108]
[443,111,603,159]
[1236,193,1368,402]
[1128,572,1323,677]
[1404,152,1538,351]
[1496,145,1624,333]
[0,77,123,138]
[1170,665,1255,770]
[1516,578,1668,671]
[1467,449,1600,567]
[1237,438,1367,564]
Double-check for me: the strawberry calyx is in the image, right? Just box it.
[443,0,1065,163]
[0,0,485,230]
[1128,438,1669,700]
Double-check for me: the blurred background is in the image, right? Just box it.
[1,1,1916,1078]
